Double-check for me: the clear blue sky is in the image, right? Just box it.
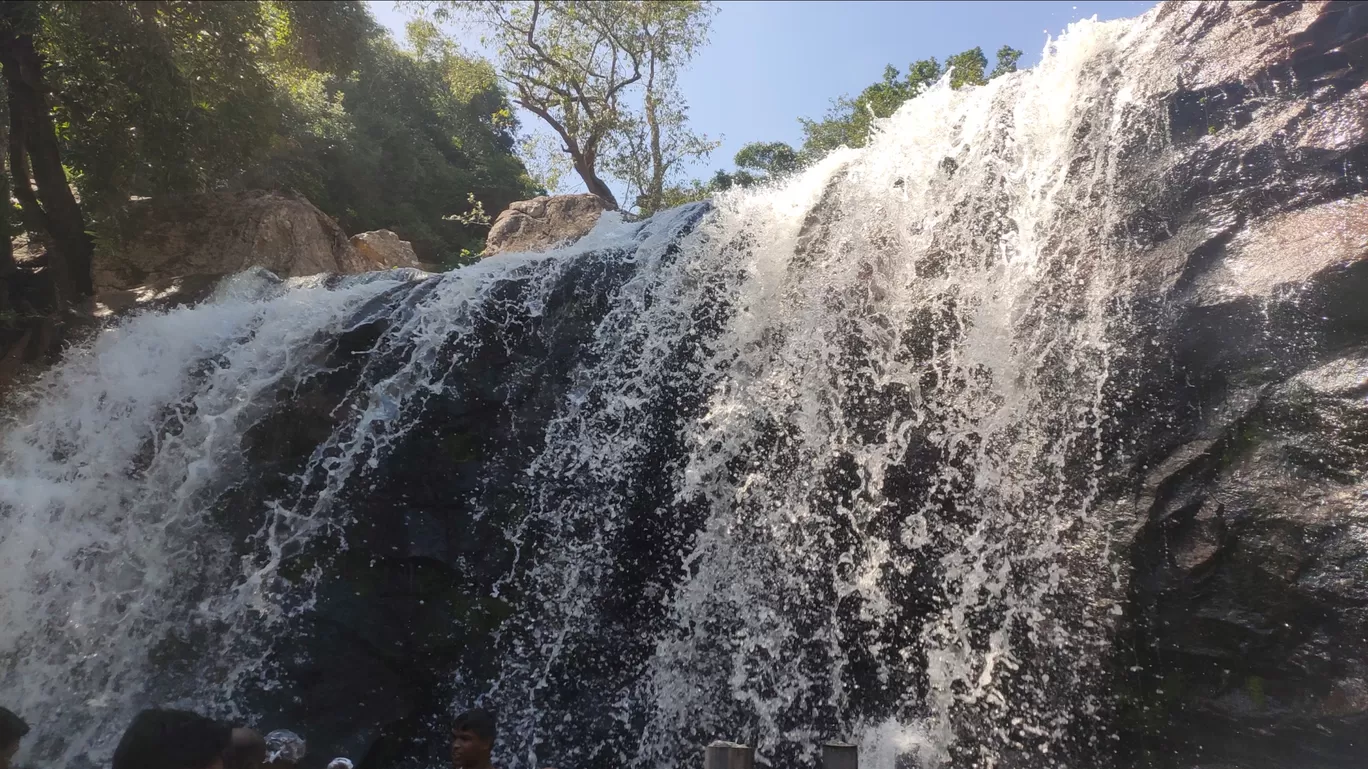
[368,1,1156,193]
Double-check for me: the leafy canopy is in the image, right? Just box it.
[797,45,1023,162]
[678,43,1024,206]
[31,0,536,266]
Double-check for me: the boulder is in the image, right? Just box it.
[350,230,424,271]
[93,274,228,319]
[483,193,608,256]
[94,190,372,292]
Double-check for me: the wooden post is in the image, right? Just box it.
[704,740,755,769]
[823,741,858,769]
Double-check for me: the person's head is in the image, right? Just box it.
[112,709,233,769]
[262,729,306,767]
[449,709,496,769]
[223,728,267,769]
[0,707,29,769]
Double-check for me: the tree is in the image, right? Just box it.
[989,45,1022,79]
[606,71,717,215]
[656,177,712,208]
[36,1,282,239]
[945,47,988,89]
[684,43,1023,199]
[797,58,943,161]
[706,168,756,192]
[797,45,1023,161]
[416,1,715,211]
[517,131,572,194]
[701,141,798,193]
[14,0,534,279]
[602,2,716,215]
[254,21,537,263]
[0,0,94,304]
[734,141,799,179]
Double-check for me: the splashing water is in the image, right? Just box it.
[0,10,1178,769]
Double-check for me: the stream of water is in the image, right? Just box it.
[0,9,1173,768]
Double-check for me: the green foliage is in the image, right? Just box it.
[678,42,1024,205]
[707,169,758,191]
[734,141,799,179]
[946,47,989,89]
[601,2,718,215]
[29,0,534,267]
[38,1,278,225]
[517,131,570,194]
[444,192,492,228]
[606,71,719,215]
[415,1,716,211]
[796,44,1023,162]
[252,21,536,263]
[702,141,797,193]
[656,178,713,208]
[989,44,1022,79]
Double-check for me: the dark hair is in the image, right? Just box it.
[0,707,29,747]
[112,709,233,769]
[451,708,496,743]
[223,728,267,769]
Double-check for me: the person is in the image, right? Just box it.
[111,708,233,769]
[223,728,267,769]
[450,709,497,769]
[262,729,306,767]
[0,707,29,769]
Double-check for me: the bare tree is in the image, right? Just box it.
[605,2,716,215]
[418,0,714,211]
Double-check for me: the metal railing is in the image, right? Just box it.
[703,740,858,769]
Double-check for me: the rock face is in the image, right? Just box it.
[350,230,424,271]
[94,191,374,291]
[483,194,608,256]
[92,274,229,318]
[1103,3,1368,766]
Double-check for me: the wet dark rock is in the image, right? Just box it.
[131,4,1368,768]
[1107,3,1368,766]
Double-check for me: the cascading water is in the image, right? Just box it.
[0,270,436,764]
[5,4,1356,768]
[488,13,1161,766]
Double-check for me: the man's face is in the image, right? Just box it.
[0,740,18,769]
[450,728,491,769]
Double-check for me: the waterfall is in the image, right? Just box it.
[0,7,1247,768]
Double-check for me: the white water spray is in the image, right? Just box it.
[0,9,1176,769]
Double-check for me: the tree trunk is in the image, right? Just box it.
[0,171,13,277]
[0,11,94,303]
[573,157,619,210]
[514,92,620,210]
[643,55,665,216]
[0,112,14,280]
[7,96,47,241]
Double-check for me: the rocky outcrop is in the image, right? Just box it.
[92,273,228,318]
[350,230,424,271]
[1104,3,1368,766]
[483,194,608,256]
[94,190,373,291]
